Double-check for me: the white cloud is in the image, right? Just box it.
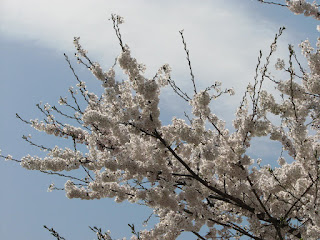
[0,0,300,124]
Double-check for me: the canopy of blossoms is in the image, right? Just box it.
[2,1,320,239]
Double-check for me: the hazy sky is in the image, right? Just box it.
[0,0,319,239]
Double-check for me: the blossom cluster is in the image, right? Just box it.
[287,0,320,20]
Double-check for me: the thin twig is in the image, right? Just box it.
[179,30,197,94]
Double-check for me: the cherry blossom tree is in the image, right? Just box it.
[2,0,320,239]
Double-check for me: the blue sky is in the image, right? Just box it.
[0,1,319,239]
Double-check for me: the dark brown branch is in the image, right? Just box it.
[179,30,197,94]
[64,53,89,104]
[257,0,287,7]
[191,231,206,240]
[40,170,89,183]
[44,225,66,240]
[111,14,125,52]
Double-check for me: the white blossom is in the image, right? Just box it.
[47,183,55,192]
[275,58,285,70]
